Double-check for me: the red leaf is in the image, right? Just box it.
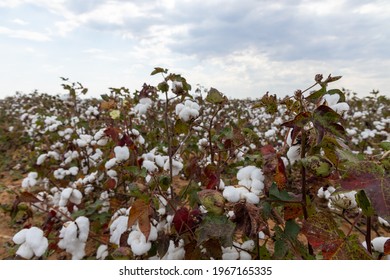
[274,156,287,189]
[338,162,390,223]
[284,203,303,220]
[105,178,117,190]
[260,144,276,157]
[104,127,120,142]
[172,207,201,235]
[384,239,390,255]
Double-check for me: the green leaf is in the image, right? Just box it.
[274,239,288,259]
[327,89,345,102]
[380,141,390,151]
[174,119,189,134]
[355,190,375,217]
[306,86,326,103]
[159,175,171,192]
[157,81,169,93]
[151,67,167,76]
[284,219,300,239]
[269,183,294,201]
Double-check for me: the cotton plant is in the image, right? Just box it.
[362,237,390,260]
[321,93,350,114]
[13,227,48,259]
[134,98,153,115]
[58,216,90,260]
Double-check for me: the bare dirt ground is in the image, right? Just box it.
[0,172,21,259]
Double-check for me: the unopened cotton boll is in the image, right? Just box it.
[114,146,130,162]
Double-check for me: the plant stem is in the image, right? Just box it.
[300,130,314,256]
[366,216,372,254]
[164,91,174,196]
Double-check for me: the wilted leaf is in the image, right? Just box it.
[284,203,303,220]
[19,192,41,203]
[105,178,117,190]
[128,199,151,240]
[301,211,373,259]
[233,202,266,238]
[274,156,287,189]
[172,207,201,235]
[282,112,311,145]
[196,214,235,247]
[313,105,345,143]
[205,88,226,104]
[338,162,390,223]
[384,239,390,255]
[174,119,189,134]
[322,235,372,260]
[185,241,203,260]
[100,100,117,110]
[203,238,222,260]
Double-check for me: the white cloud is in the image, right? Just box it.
[0,26,51,41]
[12,18,29,25]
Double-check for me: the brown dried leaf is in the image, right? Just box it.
[233,202,265,238]
[19,192,41,203]
[128,199,151,240]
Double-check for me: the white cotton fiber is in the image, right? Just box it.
[127,230,151,256]
[223,186,241,203]
[105,158,117,169]
[143,160,158,173]
[96,244,108,260]
[243,192,259,204]
[114,146,130,162]
[109,216,129,245]
[13,227,48,259]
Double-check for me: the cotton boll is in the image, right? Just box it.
[241,240,255,251]
[287,145,300,165]
[96,245,108,260]
[114,146,130,162]
[162,240,185,260]
[127,230,151,256]
[75,216,90,242]
[239,251,252,260]
[36,154,48,165]
[222,247,239,260]
[68,166,79,176]
[16,243,34,259]
[371,237,390,253]
[109,216,129,245]
[237,166,256,181]
[105,158,117,169]
[143,160,158,173]
[223,186,241,203]
[378,217,390,227]
[59,188,73,206]
[22,172,38,188]
[243,192,259,204]
[13,229,28,244]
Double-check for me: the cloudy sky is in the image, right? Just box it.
[1,0,389,99]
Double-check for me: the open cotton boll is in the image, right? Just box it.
[239,251,252,260]
[21,172,38,188]
[114,146,130,162]
[58,217,89,260]
[96,244,108,260]
[163,159,183,176]
[287,145,300,165]
[13,227,48,259]
[109,216,129,245]
[371,237,390,253]
[162,240,185,260]
[127,230,152,256]
[237,166,256,181]
[243,192,259,204]
[378,217,390,227]
[223,186,241,203]
[105,158,117,169]
[222,247,239,260]
[59,188,83,206]
[75,216,90,242]
[143,160,158,173]
[134,98,152,115]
